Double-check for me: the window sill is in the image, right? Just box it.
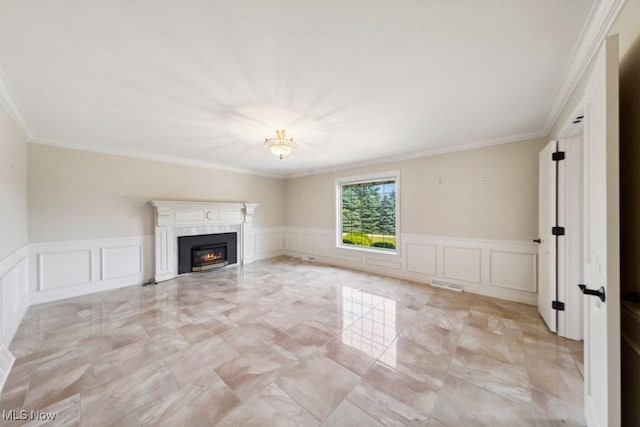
[336,244,399,257]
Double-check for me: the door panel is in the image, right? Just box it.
[538,140,557,332]
[583,35,620,427]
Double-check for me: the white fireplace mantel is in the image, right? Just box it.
[150,200,259,282]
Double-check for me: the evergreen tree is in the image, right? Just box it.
[379,190,396,235]
[342,185,381,234]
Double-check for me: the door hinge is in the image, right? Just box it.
[552,151,565,161]
[552,226,565,236]
[552,301,565,311]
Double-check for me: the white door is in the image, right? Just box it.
[538,140,557,332]
[582,35,620,427]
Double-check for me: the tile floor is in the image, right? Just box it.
[0,257,586,426]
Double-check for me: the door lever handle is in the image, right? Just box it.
[533,238,541,244]
[578,284,606,302]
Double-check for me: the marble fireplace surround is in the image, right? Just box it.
[150,201,259,282]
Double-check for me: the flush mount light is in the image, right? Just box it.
[264,130,297,159]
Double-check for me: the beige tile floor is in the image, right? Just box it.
[0,257,586,426]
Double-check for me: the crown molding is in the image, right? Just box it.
[30,138,285,179]
[284,129,547,178]
[33,128,547,181]
[543,0,626,134]
[0,66,33,141]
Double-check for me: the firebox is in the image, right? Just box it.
[177,232,237,274]
[192,244,227,271]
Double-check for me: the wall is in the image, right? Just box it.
[284,137,545,304]
[286,137,545,240]
[28,144,285,242]
[0,104,28,260]
[0,102,30,386]
[27,144,286,302]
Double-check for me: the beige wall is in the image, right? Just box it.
[0,104,28,260]
[286,137,546,241]
[28,144,285,242]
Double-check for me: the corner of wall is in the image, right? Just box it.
[0,244,30,392]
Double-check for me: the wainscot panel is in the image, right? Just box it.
[284,228,537,305]
[0,244,29,392]
[29,236,153,304]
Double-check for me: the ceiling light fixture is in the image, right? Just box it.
[264,130,297,160]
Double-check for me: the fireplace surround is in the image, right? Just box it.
[150,201,258,282]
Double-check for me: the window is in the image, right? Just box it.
[336,172,399,253]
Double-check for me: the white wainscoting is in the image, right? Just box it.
[29,236,153,304]
[23,227,537,306]
[250,227,286,262]
[284,228,538,305]
[27,227,287,304]
[0,245,29,346]
[0,244,29,391]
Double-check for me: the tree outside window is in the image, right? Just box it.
[340,179,397,251]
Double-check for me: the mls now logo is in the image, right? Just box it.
[2,410,56,421]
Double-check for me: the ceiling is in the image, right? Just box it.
[0,0,595,177]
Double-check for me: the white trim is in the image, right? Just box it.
[335,171,400,256]
[251,226,287,262]
[25,227,286,305]
[0,244,29,345]
[401,232,535,247]
[285,227,538,305]
[557,136,584,340]
[0,345,15,394]
[29,235,154,304]
[150,201,259,282]
[30,127,546,181]
[334,170,401,186]
[543,0,627,134]
[30,138,284,179]
[557,103,586,139]
[0,67,33,141]
[286,130,547,178]
[0,244,29,392]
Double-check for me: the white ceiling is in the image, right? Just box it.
[0,0,595,177]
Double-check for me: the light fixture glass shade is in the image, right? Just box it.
[264,130,297,159]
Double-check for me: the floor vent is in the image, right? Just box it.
[431,279,463,292]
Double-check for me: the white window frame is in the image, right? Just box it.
[335,170,400,256]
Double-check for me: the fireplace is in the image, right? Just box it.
[177,232,237,274]
[192,244,227,271]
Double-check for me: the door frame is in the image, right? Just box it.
[557,131,585,340]
[554,34,621,426]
